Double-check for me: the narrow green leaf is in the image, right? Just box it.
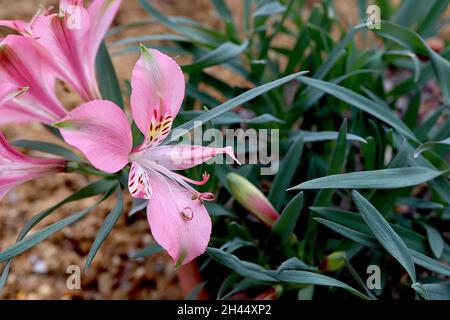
[314,217,379,248]
[292,130,367,144]
[252,1,286,17]
[166,71,308,143]
[277,257,317,272]
[132,243,164,260]
[409,250,450,277]
[96,42,124,108]
[267,269,369,299]
[314,119,349,205]
[373,21,450,104]
[269,133,304,210]
[12,140,83,162]
[352,191,416,282]
[129,199,148,217]
[138,0,219,46]
[395,197,444,210]
[313,24,366,80]
[415,106,446,141]
[85,190,124,270]
[110,34,189,47]
[182,40,249,73]
[207,248,276,282]
[271,192,304,245]
[0,205,97,263]
[360,136,376,170]
[422,283,450,300]
[205,202,239,219]
[414,138,450,159]
[421,223,444,259]
[207,248,368,299]
[403,91,421,129]
[290,167,445,190]
[0,180,117,289]
[297,76,417,142]
[315,218,450,276]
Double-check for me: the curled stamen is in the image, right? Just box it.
[179,172,210,186]
[180,207,194,221]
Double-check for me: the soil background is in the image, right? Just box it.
[0,0,448,300]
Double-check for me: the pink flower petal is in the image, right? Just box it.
[0,132,65,201]
[144,168,212,266]
[143,145,240,170]
[0,20,33,35]
[0,35,67,123]
[32,9,100,101]
[55,100,132,173]
[131,47,185,144]
[86,0,121,69]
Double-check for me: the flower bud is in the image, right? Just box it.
[227,173,279,227]
[319,251,346,272]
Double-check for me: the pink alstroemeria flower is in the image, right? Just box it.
[56,47,239,266]
[0,132,66,201]
[0,0,121,101]
[0,35,68,124]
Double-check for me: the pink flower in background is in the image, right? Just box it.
[0,132,66,201]
[0,36,68,124]
[0,0,121,101]
[56,47,239,266]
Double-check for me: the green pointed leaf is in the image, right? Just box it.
[277,257,317,272]
[410,250,450,277]
[207,248,369,299]
[252,1,286,18]
[315,218,450,276]
[422,283,450,300]
[271,192,304,245]
[182,40,249,73]
[0,197,110,264]
[85,190,124,270]
[269,134,304,210]
[373,21,450,104]
[297,76,418,142]
[138,0,219,46]
[290,167,446,190]
[132,243,164,260]
[266,269,369,300]
[166,71,308,143]
[129,199,148,217]
[314,119,349,205]
[421,223,444,259]
[96,42,124,109]
[352,191,416,282]
[395,197,444,210]
[110,34,189,47]
[292,131,367,144]
[414,138,450,159]
[207,248,276,282]
[12,140,83,163]
[0,180,117,289]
